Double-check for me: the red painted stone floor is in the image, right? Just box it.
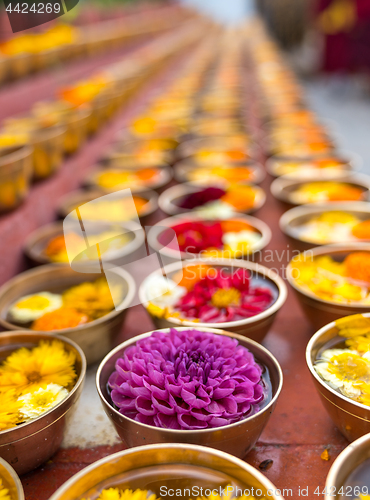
[0,46,350,500]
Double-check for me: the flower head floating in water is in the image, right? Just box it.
[82,488,159,500]
[0,340,77,394]
[109,329,266,430]
[0,479,12,500]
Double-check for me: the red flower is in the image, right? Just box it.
[174,268,274,322]
[171,221,224,253]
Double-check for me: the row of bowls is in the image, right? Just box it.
[3,309,370,497]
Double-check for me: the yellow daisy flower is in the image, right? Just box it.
[0,390,22,431]
[83,488,158,500]
[0,340,76,395]
[62,278,114,320]
[193,485,262,500]
[0,478,12,500]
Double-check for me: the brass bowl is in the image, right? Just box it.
[176,137,257,163]
[0,264,135,365]
[57,188,159,225]
[0,331,86,475]
[8,53,32,80]
[148,213,272,261]
[266,151,362,179]
[23,220,145,267]
[49,444,284,500]
[287,243,370,330]
[270,175,370,207]
[174,159,266,185]
[139,259,287,343]
[0,57,9,85]
[280,201,370,251]
[32,125,66,180]
[84,164,173,194]
[63,108,91,155]
[158,182,266,216]
[307,312,370,442]
[325,433,370,499]
[0,145,33,213]
[97,328,283,457]
[0,457,24,499]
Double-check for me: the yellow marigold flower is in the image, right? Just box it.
[0,390,22,431]
[147,302,166,318]
[0,340,76,395]
[336,315,370,337]
[82,488,158,500]
[62,278,114,320]
[328,353,370,382]
[193,484,262,500]
[0,478,12,500]
[316,256,345,275]
[345,335,370,354]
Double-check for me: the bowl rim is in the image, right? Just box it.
[265,151,362,178]
[286,242,370,308]
[96,326,284,435]
[0,144,33,167]
[147,213,272,260]
[23,219,146,266]
[306,311,370,413]
[0,263,136,334]
[270,174,370,204]
[324,432,370,497]
[279,201,370,244]
[0,456,24,500]
[84,163,173,193]
[138,258,287,329]
[56,188,159,220]
[0,331,86,442]
[48,443,284,500]
[158,182,266,216]
[173,158,266,185]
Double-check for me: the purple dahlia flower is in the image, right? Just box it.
[108,329,265,430]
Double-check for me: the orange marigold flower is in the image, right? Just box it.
[344,252,370,282]
[175,265,215,291]
[32,308,89,331]
[352,220,370,240]
[220,220,254,233]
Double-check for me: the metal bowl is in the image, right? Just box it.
[307,313,370,442]
[0,457,24,499]
[57,188,158,225]
[147,213,272,262]
[325,433,370,499]
[97,328,283,458]
[0,264,135,365]
[158,182,266,216]
[84,164,173,194]
[270,175,370,207]
[0,331,86,475]
[23,220,145,267]
[287,243,370,330]
[176,137,258,163]
[48,444,284,500]
[0,145,33,213]
[174,159,266,185]
[266,151,362,179]
[139,259,287,343]
[279,202,370,252]
[31,125,66,180]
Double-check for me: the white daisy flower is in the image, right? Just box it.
[19,383,69,420]
[144,276,187,307]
